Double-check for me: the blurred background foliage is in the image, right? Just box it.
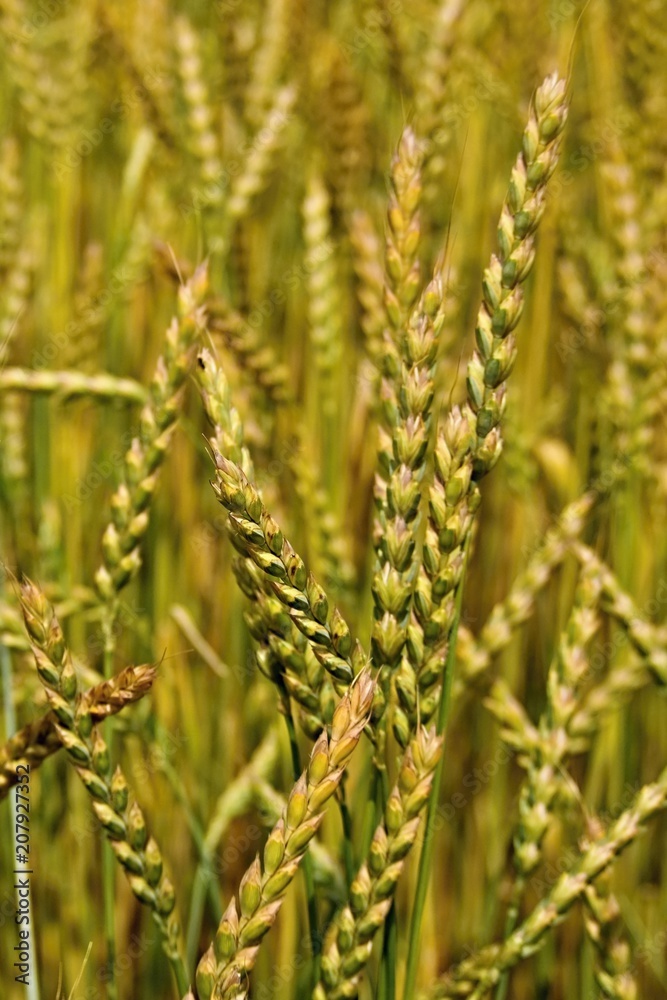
[0,0,666,997]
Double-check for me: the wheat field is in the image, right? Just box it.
[1,1,666,999]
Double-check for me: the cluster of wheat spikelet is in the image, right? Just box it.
[1,1,666,999]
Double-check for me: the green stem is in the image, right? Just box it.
[339,779,356,889]
[102,634,118,1000]
[360,765,380,860]
[158,749,224,976]
[378,900,398,1000]
[493,878,524,1000]
[283,705,321,985]
[402,556,468,1000]
[168,953,190,998]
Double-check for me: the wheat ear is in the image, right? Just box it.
[455,492,595,692]
[404,73,568,736]
[0,368,148,402]
[212,452,359,691]
[19,581,187,989]
[427,767,667,997]
[195,671,375,1000]
[467,73,568,477]
[0,663,156,800]
[314,727,443,999]
[198,349,335,739]
[371,128,426,739]
[95,265,208,604]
